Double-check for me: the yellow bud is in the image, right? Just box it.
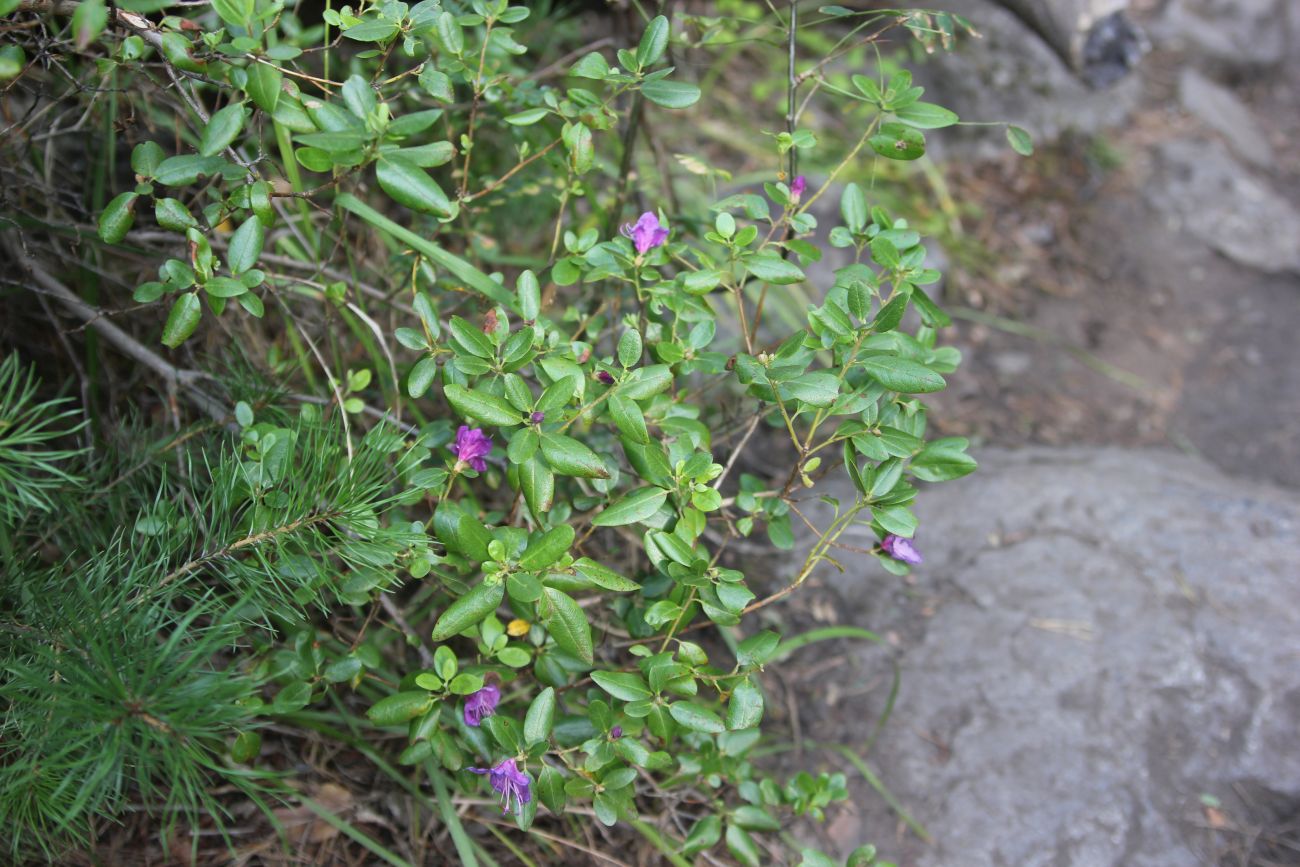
[506,618,530,637]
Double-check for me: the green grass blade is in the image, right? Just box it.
[628,817,694,867]
[335,193,518,312]
[428,762,481,867]
[299,795,415,867]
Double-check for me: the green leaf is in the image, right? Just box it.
[1007,124,1034,156]
[0,44,23,80]
[726,678,764,729]
[519,525,575,572]
[211,0,253,27]
[505,107,549,126]
[669,702,726,734]
[153,154,225,187]
[161,293,201,347]
[619,364,672,400]
[419,66,454,102]
[841,183,867,233]
[592,671,652,702]
[484,715,524,753]
[732,805,781,833]
[540,433,608,478]
[608,394,649,443]
[131,141,164,177]
[245,62,282,113]
[593,487,667,527]
[71,0,107,50]
[873,291,909,331]
[573,558,640,592]
[203,277,247,298]
[909,437,977,481]
[445,383,521,427]
[377,155,453,217]
[537,766,566,813]
[448,316,495,358]
[870,235,901,269]
[524,687,556,744]
[894,101,959,129]
[436,11,463,54]
[861,357,946,393]
[873,504,917,537]
[368,691,434,726]
[97,192,137,244]
[782,371,839,408]
[227,216,264,274]
[199,103,246,157]
[570,51,610,79]
[736,630,781,666]
[541,587,593,664]
[641,80,701,109]
[270,682,311,713]
[324,655,363,683]
[617,329,643,368]
[637,15,669,68]
[726,824,763,867]
[744,253,805,285]
[519,457,554,514]
[154,198,196,232]
[869,122,926,161]
[407,357,439,398]
[230,731,262,763]
[433,501,492,562]
[431,580,505,641]
[684,815,722,855]
[343,18,399,41]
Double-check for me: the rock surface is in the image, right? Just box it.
[1151,0,1294,77]
[800,448,1300,865]
[1177,67,1275,168]
[900,0,1144,158]
[1146,138,1300,274]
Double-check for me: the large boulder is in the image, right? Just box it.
[1145,138,1300,274]
[798,448,1300,865]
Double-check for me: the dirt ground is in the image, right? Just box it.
[922,43,1300,489]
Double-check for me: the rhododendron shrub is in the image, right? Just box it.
[0,1,1005,863]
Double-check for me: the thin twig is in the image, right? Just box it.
[3,234,226,419]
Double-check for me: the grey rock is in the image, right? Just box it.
[1151,0,1293,77]
[898,0,1143,159]
[805,448,1300,865]
[1177,67,1274,168]
[1145,139,1300,274]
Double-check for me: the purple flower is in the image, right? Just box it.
[789,175,806,203]
[595,370,615,385]
[462,683,500,727]
[453,425,493,472]
[469,758,532,814]
[530,411,545,425]
[610,726,622,739]
[620,211,669,255]
[881,534,922,565]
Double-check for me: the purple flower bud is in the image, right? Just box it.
[595,370,615,385]
[610,726,623,739]
[462,683,500,727]
[619,211,669,254]
[452,425,493,473]
[881,534,922,565]
[468,758,532,814]
[530,411,545,424]
[789,175,806,203]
